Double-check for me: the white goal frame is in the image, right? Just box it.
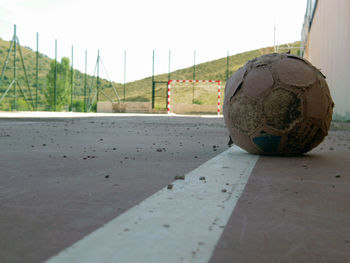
[167,80,221,115]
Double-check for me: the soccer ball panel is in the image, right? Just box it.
[251,129,282,154]
[272,58,317,87]
[230,126,261,154]
[224,66,246,101]
[242,66,274,98]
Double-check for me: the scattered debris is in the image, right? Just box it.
[199,176,206,180]
[156,148,163,152]
[167,184,174,190]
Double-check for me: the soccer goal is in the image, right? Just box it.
[167,80,221,115]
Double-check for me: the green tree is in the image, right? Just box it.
[45,57,70,111]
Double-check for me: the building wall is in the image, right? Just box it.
[303,0,350,120]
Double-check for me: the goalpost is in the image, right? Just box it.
[167,80,221,115]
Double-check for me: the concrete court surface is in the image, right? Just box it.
[0,112,349,263]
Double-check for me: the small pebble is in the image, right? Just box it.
[174,175,185,180]
[105,175,110,178]
[221,189,227,193]
[199,176,206,180]
[167,184,174,190]
[335,173,341,178]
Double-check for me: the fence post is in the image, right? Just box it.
[35,32,39,111]
[226,51,229,81]
[54,39,57,111]
[70,45,74,111]
[124,50,126,101]
[13,25,17,110]
[192,50,196,104]
[152,50,155,109]
[84,50,87,112]
[96,50,100,106]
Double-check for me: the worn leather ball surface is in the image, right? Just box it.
[223,53,334,155]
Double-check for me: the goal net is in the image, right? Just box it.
[167,80,221,115]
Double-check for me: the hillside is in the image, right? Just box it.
[0,37,301,111]
[0,38,118,111]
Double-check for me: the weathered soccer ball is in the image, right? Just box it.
[223,53,334,155]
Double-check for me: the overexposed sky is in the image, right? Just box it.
[0,0,307,83]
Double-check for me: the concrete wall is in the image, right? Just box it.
[97,102,155,113]
[303,0,350,120]
[171,103,220,115]
[97,101,220,115]
[97,101,113,113]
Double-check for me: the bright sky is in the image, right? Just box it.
[0,0,307,83]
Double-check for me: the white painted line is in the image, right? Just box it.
[45,146,259,263]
